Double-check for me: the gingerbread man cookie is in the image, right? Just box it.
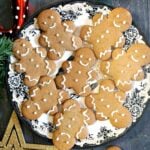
[53,99,95,150]
[37,9,82,60]
[80,7,132,60]
[85,79,132,128]
[13,38,56,87]
[22,76,70,120]
[55,47,98,96]
[100,43,150,92]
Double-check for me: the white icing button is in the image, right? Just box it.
[60,41,64,44]
[123,21,126,24]
[121,113,125,117]
[96,39,100,43]
[75,79,78,82]
[78,71,81,74]
[142,55,146,58]
[49,92,53,96]
[106,105,110,108]
[135,50,138,53]
[72,118,75,121]
[50,16,54,19]
[43,99,47,102]
[30,58,34,62]
[106,30,109,33]
[88,58,92,61]
[33,111,37,115]
[17,50,20,54]
[101,98,104,102]
[127,64,130,68]
[121,70,124,73]
[43,22,47,25]
[68,125,71,128]
[22,44,26,47]
[56,33,60,37]
[26,105,30,108]
[36,64,39,68]
[56,137,59,141]
[80,55,83,58]
[116,14,120,18]
[66,141,69,144]
[115,119,118,122]
[101,35,104,39]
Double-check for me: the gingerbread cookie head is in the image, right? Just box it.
[13,39,56,87]
[55,47,98,96]
[37,9,82,60]
[37,9,61,31]
[22,76,70,120]
[53,100,95,150]
[100,43,150,92]
[13,38,32,59]
[85,79,132,128]
[74,47,96,68]
[108,7,132,32]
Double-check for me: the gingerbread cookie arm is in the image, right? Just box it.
[57,90,70,105]
[62,21,76,33]
[24,75,40,87]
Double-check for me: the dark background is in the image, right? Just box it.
[0,0,150,150]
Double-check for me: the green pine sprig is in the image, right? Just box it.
[0,36,12,87]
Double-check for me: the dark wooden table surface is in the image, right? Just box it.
[0,0,150,150]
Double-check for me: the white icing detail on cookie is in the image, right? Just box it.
[94,14,104,26]
[60,41,64,44]
[87,70,93,81]
[90,95,96,110]
[116,14,120,18]
[34,103,40,110]
[30,58,34,62]
[72,118,75,121]
[56,33,59,37]
[25,75,38,82]
[106,105,110,108]
[131,55,139,62]
[49,23,56,29]
[48,106,57,113]
[135,50,138,53]
[49,92,53,96]
[43,99,47,102]
[114,50,125,60]
[97,112,107,119]
[63,23,74,33]
[76,126,85,139]
[64,104,76,111]
[79,85,89,95]
[45,60,52,75]
[121,113,125,117]
[72,36,78,49]
[26,105,30,108]
[56,114,64,127]
[40,79,51,87]
[116,80,131,86]
[142,55,146,59]
[101,35,104,39]
[115,36,124,47]
[17,50,20,54]
[127,64,130,68]
[106,30,109,33]
[101,98,104,102]
[66,61,72,73]
[78,70,81,74]
[75,79,78,82]
[56,132,71,141]
[83,109,90,125]
[50,16,54,19]
[21,48,30,57]
[43,22,47,25]
[115,119,118,122]
[123,20,126,24]
[99,50,111,58]
[58,91,64,104]
[30,88,38,97]
[16,63,26,71]
[79,61,89,66]
[35,64,39,68]
[68,124,71,128]
[96,39,100,43]
[115,93,124,103]
[106,61,110,74]
[133,69,143,80]
[113,20,121,28]
[111,110,119,117]
[22,44,26,47]
[36,48,46,58]
[49,49,61,57]
[33,111,37,115]
[61,75,66,89]
[84,27,92,40]
[42,35,51,48]
[100,85,114,92]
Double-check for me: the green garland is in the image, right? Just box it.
[0,36,12,87]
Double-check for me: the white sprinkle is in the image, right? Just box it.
[23,14,26,18]
[26,6,29,10]
[15,15,18,19]
[17,26,20,29]
[9,30,13,34]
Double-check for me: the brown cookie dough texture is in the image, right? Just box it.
[100,43,150,92]
[22,76,69,120]
[37,9,82,60]
[13,38,56,87]
[85,79,132,128]
[53,99,95,150]
[80,7,132,60]
[55,47,98,96]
